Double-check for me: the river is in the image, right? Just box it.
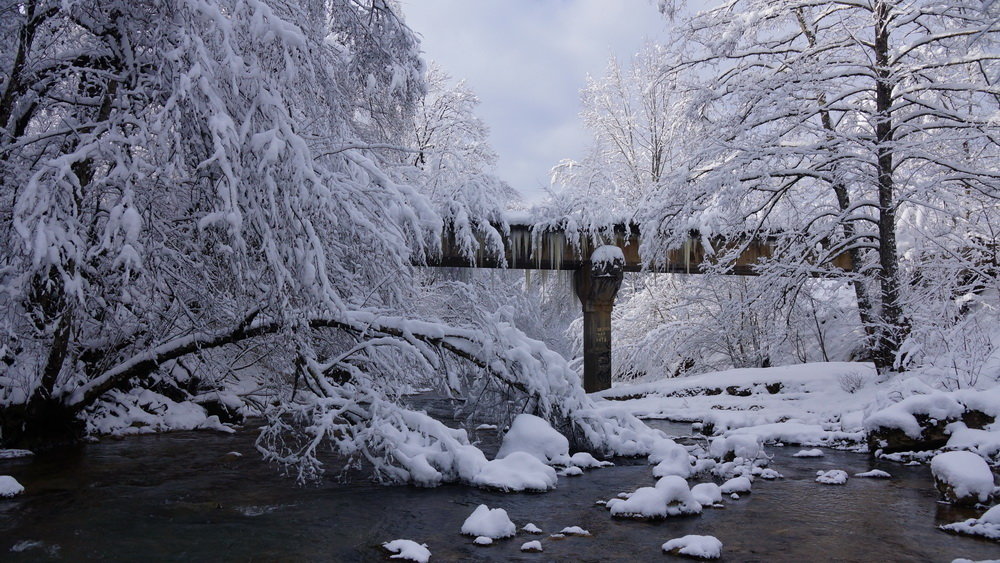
[0,405,996,561]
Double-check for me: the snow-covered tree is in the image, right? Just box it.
[642,0,1000,373]
[0,0,664,484]
[404,63,518,259]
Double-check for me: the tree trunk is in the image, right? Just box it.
[872,1,910,372]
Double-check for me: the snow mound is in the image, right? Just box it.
[816,470,848,485]
[793,448,824,458]
[520,540,543,552]
[559,526,590,536]
[855,469,891,478]
[651,439,695,478]
[691,483,723,505]
[606,476,702,519]
[720,476,752,494]
[497,414,570,465]
[472,452,558,492]
[591,245,624,265]
[382,540,430,562]
[662,535,723,560]
[710,435,763,461]
[0,450,34,459]
[522,523,543,534]
[461,505,516,539]
[931,451,995,504]
[940,505,1000,540]
[0,476,25,498]
[754,467,783,480]
[559,466,584,476]
[473,536,492,546]
[569,452,613,468]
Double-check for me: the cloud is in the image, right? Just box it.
[401,0,667,201]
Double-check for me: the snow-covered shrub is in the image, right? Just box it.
[838,371,868,394]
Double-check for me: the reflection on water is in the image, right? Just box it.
[0,415,996,561]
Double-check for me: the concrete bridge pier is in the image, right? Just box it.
[574,252,624,393]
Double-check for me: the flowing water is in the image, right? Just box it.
[0,404,996,562]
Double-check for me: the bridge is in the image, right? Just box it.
[426,223,852,393]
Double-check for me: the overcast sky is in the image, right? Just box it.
[401,1,669,203]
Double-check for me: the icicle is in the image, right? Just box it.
[552,231,565,270]
[683,238,692,273]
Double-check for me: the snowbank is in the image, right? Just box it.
[382,540,430,562]
[461,505,516,539]
[793,448,824,458]
[594,363,876,449]
[0,476,25,498]
[661,535,723,560]
[930,451,995,504]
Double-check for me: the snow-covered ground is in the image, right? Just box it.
[594,362,1000,468]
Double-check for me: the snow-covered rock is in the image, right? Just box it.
[0,476,24,498]
[865,387,1000,454]
[710,434,763,461]
[940,505,1000,540]
[661,535,723,560]
[606,476,702,519]
[558,466,584,477]
[472,452,558,492]
[816,470,848,485]
[931,451,995,505]
[569,452,613,468]
[720,476,752,494]
[0,450,33,460]
[496,414,570,465]
[690,483,723,506]
[793,448,824,458]
[382,540,430,562]
[854,469,891,478]
[559,526,590,536]
[520,540,543,552]
[651,439,695,478]
[461,505,516,539]
[522,523,543,534]
[753,467,783,480]
[473,536,492,546]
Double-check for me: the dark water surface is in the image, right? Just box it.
[0,413,996,562]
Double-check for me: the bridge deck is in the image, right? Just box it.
[427,224,852,274]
